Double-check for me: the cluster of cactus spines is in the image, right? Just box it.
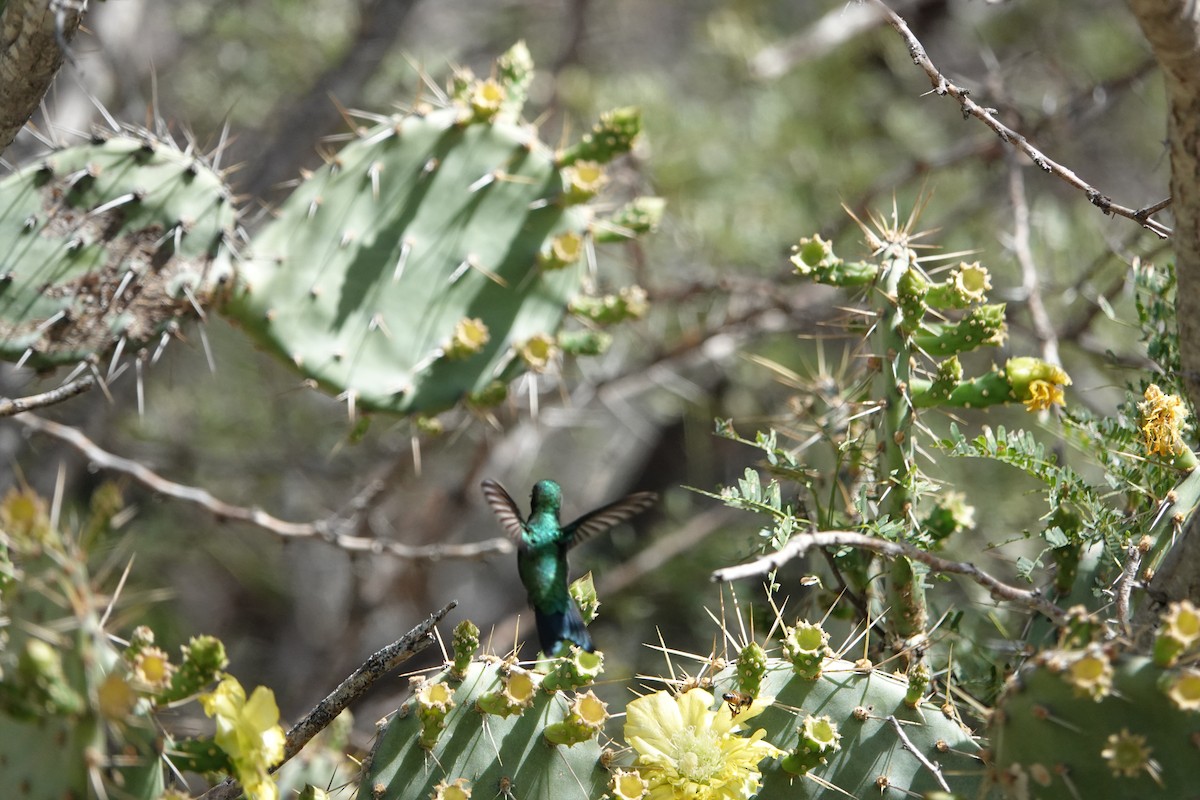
[0,134,235,369]
[0,487,166,798]
[226,42,660,416]
[358,656,609,800]
[988,604,1200,798]
[710,652,983,796]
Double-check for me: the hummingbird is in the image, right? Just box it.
[481,478,657,656]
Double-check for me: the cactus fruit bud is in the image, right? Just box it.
[1154,600,1200,667]
[477,664,538,718]
[517,334,558,372]
[467,79,506,121]
[913,304,1007,357]
[926,262,992,308]
[560,161,608,205]
[904,662,931,707]
[1163,668,1200,711]
[539,231,584,271]
[432,777,473,800]
[897,267,929,331]
[416,680,456,749]
[610,768,649,800]
[558,107,641,166]
[594,197,665,242]
[570,573,600,626]
[451,620,480,679]
[558,329,612,356]
[1100,729,1159,781]
[542,648,604,692]
[1063,646,1114,701]
[1004,357,1071,412]
[736,642,768,698]
[161,634,227,703]
[543,690,609,746]
[784,620,831,679]
[781,714,842,775]
[790,235,879,286]
[568,285,649,324]
[444,318,491,360]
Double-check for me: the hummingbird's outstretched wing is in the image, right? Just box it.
[563,491,657,549]
[481,479,527,540]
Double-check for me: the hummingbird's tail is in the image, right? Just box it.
[535,599,594,656]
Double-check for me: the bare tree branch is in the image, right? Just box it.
[11,413,513,561]
[711,530,1069,624]
[278,600,456,765]
[0,375,94,416]
[875,0,1171,238]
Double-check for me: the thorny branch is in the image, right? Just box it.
[200,601,456,800]
[12,413,513,561]
[711,530,1070,624]
[874,0,1172,239]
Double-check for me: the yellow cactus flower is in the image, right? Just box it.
[1138,384,1191,457]
[623,688,782,800]
[200,677,286,800]
[1023,379,1065,412]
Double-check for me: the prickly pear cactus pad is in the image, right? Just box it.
[357,658,608,800]
[711,658,985,798]
[988,648,1200,800]
[226,44,653,415]
[0,134,235,368]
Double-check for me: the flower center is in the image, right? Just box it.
[671,725,723,783]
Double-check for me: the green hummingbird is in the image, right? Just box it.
[481,478,657,656]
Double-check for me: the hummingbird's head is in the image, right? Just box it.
[530,479,562,512]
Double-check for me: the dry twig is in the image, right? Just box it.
[0,375,95,417]
[874,0,1172,238]
[711,530,1069,624]
[12,413,513,561]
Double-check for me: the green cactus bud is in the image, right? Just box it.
[467,78,506,122]
[557,329,612,356]
[161,634,227,703]
[466,380,508,409]
[130,646,175,694]
[543,690,608,746]
[783,620,831,679]
[1063,646,1114,701]
[444,318,491,360]
[516,333,558,372]
[897,267,928,332]
[560,161,608,205]
[1100,729,1158,781]
[124,625,156,659]
[925,262,992,308]
[569,573,600,625]
[736,642,768,698]
[568,285,649,325]
[593,196,665,243]
[541,647,604,692]
[415,415,444,436]
[1163,668,1200,711]
[912,304,1007,357]
[0,485,54,549]
[16,639,84,716]
[495,41,534,120]
[1057,605,1101,649]
[914,356,963,407]
[781,714,842,775]
[904,662,931,707]
[451,620,480,679]
[1154,600,1200,667]
[476,663,538,718]
[790,235,879,286]
[416,680,456,749]
[558,107,641,166]
[431,777,472,800]
[538,231,584,271]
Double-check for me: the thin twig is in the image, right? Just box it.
[278,600,456,765]
[874,0,1171,239]
[886,715,951,792]
[1007,157,1061,368]
[0,375,95,417]
[11,413,513,561]
[711,530,1069,624]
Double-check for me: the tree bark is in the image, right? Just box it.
[1127,0,1200,615]
[0,0,83,154]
